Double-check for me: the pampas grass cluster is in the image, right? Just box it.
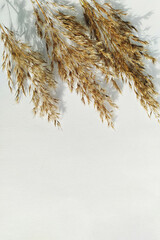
[0,0,159,128]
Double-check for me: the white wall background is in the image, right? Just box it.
[0,0,160,239]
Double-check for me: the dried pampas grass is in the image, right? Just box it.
[0,0,160,128]
[80,0,160,120]
[31,0,121,127]
[0,24,60,127]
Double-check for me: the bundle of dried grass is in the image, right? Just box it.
[1,0,160,128]
[0,24,60,126]
[80,0,160,120]
[31,0,121,128]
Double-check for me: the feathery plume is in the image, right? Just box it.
[0,24,60,126]
[80,0,160,120]
[31,0,121,127]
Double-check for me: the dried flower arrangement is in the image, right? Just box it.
[0,0,159,128]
